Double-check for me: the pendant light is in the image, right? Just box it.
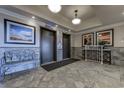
[48,5,61,13]
[72,10,81,25]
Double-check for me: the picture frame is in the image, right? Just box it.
[82,33,94,46]
[4,19,36,44]
[96,29,114,46]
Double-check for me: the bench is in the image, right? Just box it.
[0,49,38,81]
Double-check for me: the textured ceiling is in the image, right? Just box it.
[1,5,124,32]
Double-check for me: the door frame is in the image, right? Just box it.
[62,33,71,59]
[40,27,57,65]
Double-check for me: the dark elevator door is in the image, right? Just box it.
[63,34,70,59]
[40,28,56,64]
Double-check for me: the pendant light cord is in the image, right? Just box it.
[75,10,78,18]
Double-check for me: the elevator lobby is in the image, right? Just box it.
[0,5,124,88]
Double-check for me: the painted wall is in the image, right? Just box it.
[71,22,124,48]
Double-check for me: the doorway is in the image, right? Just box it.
[40,27,56,65]
[63,33,71,59]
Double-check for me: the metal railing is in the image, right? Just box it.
[83,45,104,64]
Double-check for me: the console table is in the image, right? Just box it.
[82,45,111,64]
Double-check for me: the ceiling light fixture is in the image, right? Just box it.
[48,5,61,13]
[72,10,81,25]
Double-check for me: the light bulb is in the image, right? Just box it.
[72,18,81,25]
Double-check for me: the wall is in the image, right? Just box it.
[0,11,71,58]
[0,9,71,80]
[71,22,124,47]
[0,13,40,47]
[71,22,124,66]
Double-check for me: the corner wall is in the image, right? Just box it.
[0,9,71,77]
[71,22,124,65]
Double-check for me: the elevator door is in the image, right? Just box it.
[63,33,70,59]
[40,28,56,64]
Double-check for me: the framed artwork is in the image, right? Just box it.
[82,33,94,46]
[96,29,113,46]
[4,19,36,44]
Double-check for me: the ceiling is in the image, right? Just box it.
[2,5,124,32]
[60,5,95,20]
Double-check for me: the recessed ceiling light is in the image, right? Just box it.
[55,25,58,27]
[32,16,35,19]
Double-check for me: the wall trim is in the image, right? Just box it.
[73,21,124,34]
[0,6,72,32]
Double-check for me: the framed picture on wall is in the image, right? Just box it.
[96,29,113,46]
[82,33,94,46]
[4,19,36,44]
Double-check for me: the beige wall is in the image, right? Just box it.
[71,22,124,47]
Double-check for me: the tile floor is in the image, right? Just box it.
[0,60,124,88]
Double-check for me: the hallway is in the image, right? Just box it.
[0,61,123,88]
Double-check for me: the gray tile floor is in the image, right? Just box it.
[0,60,124,88]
